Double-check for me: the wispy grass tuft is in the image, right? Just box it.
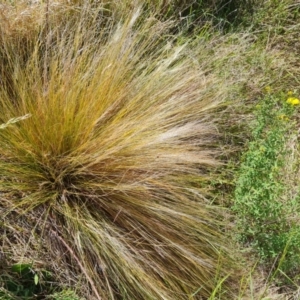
[0,4,238,299]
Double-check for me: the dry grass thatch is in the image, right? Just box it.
[0,2,241,299]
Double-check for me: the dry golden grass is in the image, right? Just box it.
[3,1,299,299]
[0,4,240,300]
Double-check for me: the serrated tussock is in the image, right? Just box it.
[0,5,237,300]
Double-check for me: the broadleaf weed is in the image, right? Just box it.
[234,89,300,272]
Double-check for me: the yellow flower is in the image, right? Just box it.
[286,97,300,105]
[287,91,294,96]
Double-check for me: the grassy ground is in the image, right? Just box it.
[0,1,300,299]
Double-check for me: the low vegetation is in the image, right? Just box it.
[234,89,300,279]
[0,0,300,299]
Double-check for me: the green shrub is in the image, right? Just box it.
[234,89,300,272]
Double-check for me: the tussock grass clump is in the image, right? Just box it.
[0,6,238,300]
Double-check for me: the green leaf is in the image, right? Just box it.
[11,263,31,273]
[34,274,39,285]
